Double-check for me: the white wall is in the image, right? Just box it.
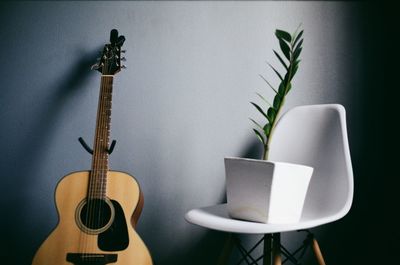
[0,1,363,264]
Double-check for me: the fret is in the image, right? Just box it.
[88,75,114,200]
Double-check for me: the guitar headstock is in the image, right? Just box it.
[92,29,126,75]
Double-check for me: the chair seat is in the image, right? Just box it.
[185,204,335,234]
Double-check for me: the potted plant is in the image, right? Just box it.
[225,26,313,224]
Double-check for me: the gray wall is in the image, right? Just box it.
[0,1,383,264]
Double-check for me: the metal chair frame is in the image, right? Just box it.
[218,230,326,265]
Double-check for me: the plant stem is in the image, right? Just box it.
[263,97,285,160]
[262,144,268,160]
[262,42,294,160]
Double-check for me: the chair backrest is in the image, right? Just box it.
[269,104,353,222]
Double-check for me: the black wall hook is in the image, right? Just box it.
[78,137,117,155]
[78,137,93,154]
[108,140,116,154]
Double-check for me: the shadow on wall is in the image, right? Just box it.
[158,139,262,265]
[0,46,102,264]
[301,3,388,265]
[240,139,264,160]
[159,231,227,265]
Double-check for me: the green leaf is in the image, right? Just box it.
[263,123,272,136]
[253,129,265,144]
[293,46,302,60]
[275,29,292,43]
[249,118,263,131]
[293,30,303,46]
[279,39,291,61]
[256,92,272,107]
[294,59,301,68]
[284,72,290,85]
[294,39,303,52]
[291,65,299,79]
[278,82,286,96]
[267,63,283,81]
[267,107,277,124]
[292,24,302,38]
[273,94,281,110]
[259,74,278,94]
[251,102,268,119]
[273,50,288,70]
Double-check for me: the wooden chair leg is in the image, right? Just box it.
[263,234,272,265]
[272,233,282,265]
[217,233,235,265]
[312,238,326,265]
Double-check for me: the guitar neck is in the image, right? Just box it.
[89,75,114,198]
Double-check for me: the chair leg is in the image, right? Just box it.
[272,233,282,265]
[216,231,324,265]
[263,234,272,265]
[217,233,235,265]
[312,238,326,265]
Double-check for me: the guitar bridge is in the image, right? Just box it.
[66,253,117,265]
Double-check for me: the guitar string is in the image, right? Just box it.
[94,74,110,255]
[88,75,102,256]
[104,75,112,233]
[86,72,108,257]
[81,74,99,258]
[93,74,105,256]
[86,73,103,257]
[95,74,108,255]
[82,74,103,258]
[104,76,113,228]
[90,75,102,256]
[93,75,104,255]
[94,73,113,255]
[98,75,112,249]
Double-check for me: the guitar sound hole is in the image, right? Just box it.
[76,198,115,234]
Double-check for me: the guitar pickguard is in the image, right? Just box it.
[98,199,129,251]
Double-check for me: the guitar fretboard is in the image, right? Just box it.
[89,75,113,199]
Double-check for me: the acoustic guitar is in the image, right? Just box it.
[32,29,153,265]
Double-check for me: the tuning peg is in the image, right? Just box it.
[121,50,126,53]
[121,57,126,61]
[91,63,100,70]
[121,65,127,69]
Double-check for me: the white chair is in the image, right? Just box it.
[185,104,353,265]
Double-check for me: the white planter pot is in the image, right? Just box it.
[225,157,313,224]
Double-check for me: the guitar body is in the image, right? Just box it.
[32,171,153,265]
